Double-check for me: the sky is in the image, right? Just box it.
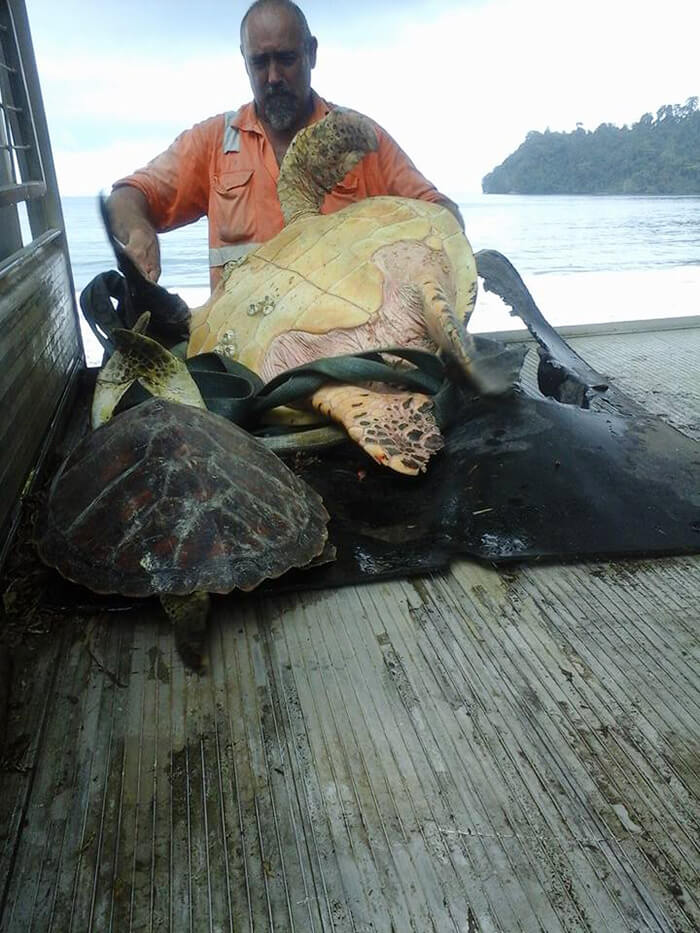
[22,0,700,199]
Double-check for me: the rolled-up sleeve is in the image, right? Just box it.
[112,117,219,232]
[368,126,445,203]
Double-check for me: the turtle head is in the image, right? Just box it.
[91,323,205,428]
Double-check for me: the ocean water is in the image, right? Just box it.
[61,194,700,365]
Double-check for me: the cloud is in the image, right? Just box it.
[27,0,699,196]
[39,52,244,129]
[319,0,700,194]
[52,140,179,196]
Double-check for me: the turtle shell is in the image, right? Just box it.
[36,397,329,597]
[187,196,477,379]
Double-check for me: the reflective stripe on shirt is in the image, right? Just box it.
[209,242,259,266]
[223,112,241,153]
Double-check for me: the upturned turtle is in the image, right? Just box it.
[36,323,330,668]
[187,108,520,475]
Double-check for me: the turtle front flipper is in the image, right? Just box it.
[311,384,444,475]
[160,591,210,671]
[277,109,378,224]
[420,280,525,396]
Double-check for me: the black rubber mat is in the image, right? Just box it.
[78,215,700,590]
[268,384,699,591]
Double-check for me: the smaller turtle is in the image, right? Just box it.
[36,323,330,668]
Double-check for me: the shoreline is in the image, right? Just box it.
[77,264,700,366]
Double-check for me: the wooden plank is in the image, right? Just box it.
[0,326,698,931]
[0,639,65,915]
[0,646,9,746]
[488,315,700,344]
[569,329,700,440]
[0,233,81,541]
[442,558,699,931]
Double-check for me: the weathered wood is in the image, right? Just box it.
[0,638,65,915]
[0,324,698,931]
[0,232,82,548]
[0,645,9,747]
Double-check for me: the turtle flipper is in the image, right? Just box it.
[92,318,205,427]
[421,280,525,396]
[160,591,210,671]
[311,384,444,475]
[277,109,378,223]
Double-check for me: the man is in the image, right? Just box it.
[107,0,463,290]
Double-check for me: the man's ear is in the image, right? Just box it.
[308,36,318,69]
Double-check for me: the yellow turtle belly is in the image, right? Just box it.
[187,196,476,382]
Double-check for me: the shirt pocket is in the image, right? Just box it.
[214,169,254,195]
[212,169,255,242]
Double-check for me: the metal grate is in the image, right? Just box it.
[0,0,47,257]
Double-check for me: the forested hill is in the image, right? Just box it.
[482,98,700,195]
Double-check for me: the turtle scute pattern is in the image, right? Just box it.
[186,108,481,476]
[276,107,380,224]
[187,196,474,380]
[312,384,444,474]
[187,108,476,382]
[36,398,329,598]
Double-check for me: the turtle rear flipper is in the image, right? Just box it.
[421,280,525,396]
[160,591,210,672]
[311,383,444,475]
[92,323,205,427]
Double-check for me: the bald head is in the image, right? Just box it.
[240,0,318,135]
[240,0,313,49]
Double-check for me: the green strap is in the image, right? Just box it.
[184,352,262,424]
[187,347,459,425]
[251,348,446,414]
[111,346,461,434]
[81,267,462,436]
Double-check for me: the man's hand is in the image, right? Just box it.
[123,226,161,283]
[105,187,162,282]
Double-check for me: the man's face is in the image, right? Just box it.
[241,6,317,133]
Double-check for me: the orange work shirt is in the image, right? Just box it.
[114,92,452,288]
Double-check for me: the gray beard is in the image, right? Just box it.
[263,90,299,131]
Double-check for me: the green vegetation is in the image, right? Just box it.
[482,97,700,195]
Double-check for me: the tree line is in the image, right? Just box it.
[482,98,700,195]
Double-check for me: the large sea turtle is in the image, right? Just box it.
[186,108,519,475]
[36,323,330,668]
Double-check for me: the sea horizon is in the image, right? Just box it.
[60,192,700,365]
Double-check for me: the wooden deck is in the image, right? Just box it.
[1,321,698,932]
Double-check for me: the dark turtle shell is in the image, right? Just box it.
[37,397,329,597]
